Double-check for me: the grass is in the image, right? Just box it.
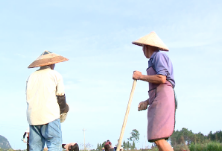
[189,141,222,151]
[1,142,222,151]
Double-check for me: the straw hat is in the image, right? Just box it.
[28,50,69,68]
[132,31,169,51]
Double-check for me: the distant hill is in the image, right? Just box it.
[0,135,12,150]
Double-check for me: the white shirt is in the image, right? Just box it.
[26,66,65,125]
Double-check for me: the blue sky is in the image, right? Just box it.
[0,0,222,150]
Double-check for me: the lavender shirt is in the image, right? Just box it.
[148,51,175,88]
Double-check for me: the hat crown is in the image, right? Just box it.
[42,50,52,55]
[36,50,59,60]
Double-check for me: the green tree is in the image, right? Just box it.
[130,141,136,150]
[123,141,126,150]
[126,141,130,150]
[128,129,140,142]
[207,130,222,142]
[96,141,106,151]
[127,129,140,149]
[96,143,102,151]
[170,127,209,146]
[102,141,106,147]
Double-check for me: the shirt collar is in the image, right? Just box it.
[148,51,159,68]
[150,50,159,60]
[39,66,51,70]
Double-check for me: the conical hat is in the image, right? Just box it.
[132,31,169,51]
[28,50,69,68]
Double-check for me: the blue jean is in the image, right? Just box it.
[29,119,62,151]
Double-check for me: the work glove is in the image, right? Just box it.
[60,113,68,123]
[60,104,69,123]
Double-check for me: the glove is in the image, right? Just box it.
[60,113,68,123]
[60,104,69,123]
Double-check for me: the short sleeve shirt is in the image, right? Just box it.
[26,66,65,125]
[148,51,175,87]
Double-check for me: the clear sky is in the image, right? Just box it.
[0,0,222,150]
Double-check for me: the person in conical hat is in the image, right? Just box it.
[26,50,69,151]
[132,32,176,151]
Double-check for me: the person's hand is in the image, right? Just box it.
[23,139,26,143]
[133,71,142,80]
[60,113,67,123]
[138,100,149,111]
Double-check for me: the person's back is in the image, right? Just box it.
[27,67,63,125]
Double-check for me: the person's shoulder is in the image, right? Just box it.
[155,51,169,58]
[27,69,44,82]
[152,51,170,66]
[154,51,170,62]
[28,70,39,78]
[50,70,63,79]
[50,69,60,74]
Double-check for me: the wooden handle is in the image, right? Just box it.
[116,80,137,151]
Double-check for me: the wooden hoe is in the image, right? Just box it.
[116,80,137,151]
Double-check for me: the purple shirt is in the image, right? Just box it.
[148,51,175,88]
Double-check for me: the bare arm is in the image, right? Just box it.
[139,74,166,83]
[133,71,166,111]
[133,70,166,84]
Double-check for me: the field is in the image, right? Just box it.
[1,142,222,151]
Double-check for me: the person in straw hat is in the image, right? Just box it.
[132,32,176,151]
[26,50,69,151]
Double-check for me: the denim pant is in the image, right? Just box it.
[29,119,62,151]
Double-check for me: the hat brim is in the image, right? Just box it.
[28,56,68,68]
[132,41,169,51]
[132,31,169,51]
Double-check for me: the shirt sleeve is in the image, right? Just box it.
[152,52,170,76]
[55,72,65,96]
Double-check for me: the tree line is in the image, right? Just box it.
[96,128,222,150]
[170,127,222,146]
